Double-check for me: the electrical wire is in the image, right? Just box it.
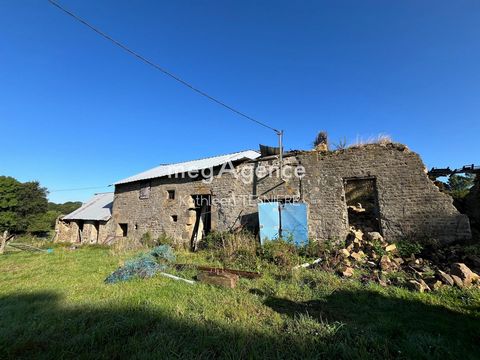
[48,0,280,134]
[49,185,112,193]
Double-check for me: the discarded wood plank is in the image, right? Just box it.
[175,264,261,279]
[197,271,239,288]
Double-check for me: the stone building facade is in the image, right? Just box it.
[111,144,471,247]
[56,193,115,244]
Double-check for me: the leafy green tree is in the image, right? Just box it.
[48,201,82,215]
[447,174,475,199]
[27,211,60,235]
[0,176,21,211]
[0,176,49,233]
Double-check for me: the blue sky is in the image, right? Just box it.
[1,1,479,203]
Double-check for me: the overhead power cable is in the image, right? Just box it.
[49,185,112,193]
[48,0,280,134]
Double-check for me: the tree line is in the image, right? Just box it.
[0,176,81,235]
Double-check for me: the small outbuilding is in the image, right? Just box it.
[56,192,114,244]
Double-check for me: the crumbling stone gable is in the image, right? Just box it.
[298,143,471,243]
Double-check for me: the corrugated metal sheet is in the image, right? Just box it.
[115,150,260,185]
[258,202,308,246]
[62,192,114,221]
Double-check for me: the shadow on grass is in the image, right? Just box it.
[0,292,328,359]
[264,289,480,359]
[1,290,479,359]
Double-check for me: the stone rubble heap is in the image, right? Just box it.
[330,227,480,293]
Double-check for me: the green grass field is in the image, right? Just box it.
[0,245,479,359]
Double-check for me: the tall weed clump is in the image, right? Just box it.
[201,231,259,270]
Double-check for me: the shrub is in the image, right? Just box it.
[156,232,175,247]
[201,231,226,250]
[299,238,343,259]
[201,231,257,253]
[371,239,386,257]
[396,239,423,258]
[260,238,299,266]
[140,231,156,247]
[200,231,258,269]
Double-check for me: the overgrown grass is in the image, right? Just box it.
[0,243,479,359]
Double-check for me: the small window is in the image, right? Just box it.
[119,223,128,237]
[171,215,178,222]
[167,190,175,200]
[139,182,151,199]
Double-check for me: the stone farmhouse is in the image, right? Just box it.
[56,143,471,247]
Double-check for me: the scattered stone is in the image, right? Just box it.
[379,255,392,271]
[385,244,397,252]
[353,239,362,251]
[419,279,431,292]
[340,249,350,257]
[437,270,454,286]
[341,267,354,277]
[350,252,364,262]
[432,280,443,291]
[348,205,366,214]
[451,274,464,288]
[367,232,383,242]
[409,279,430,293]
[451,263,478,287]
[331,225,477,291]
[352,229,364,240]
[378,278,388,287]
[393,257,405,266]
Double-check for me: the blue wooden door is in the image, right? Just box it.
[281,203,309,246]
[258,202,280,245]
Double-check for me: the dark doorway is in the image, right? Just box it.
[191,195,212,250]
[77,221,84,243]
[119,223,128,237]
[94,222,100,243]
[344,178,381,232]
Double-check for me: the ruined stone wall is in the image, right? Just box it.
[81,221,98,244]
[112,144,471,246]
[299,144,471,243]
[56,220,80,243]
[56,219,113,244]
[98,220,116,244]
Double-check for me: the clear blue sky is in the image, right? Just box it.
[1,1,479,203]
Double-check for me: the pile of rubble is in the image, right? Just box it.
[329,227,480,293]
